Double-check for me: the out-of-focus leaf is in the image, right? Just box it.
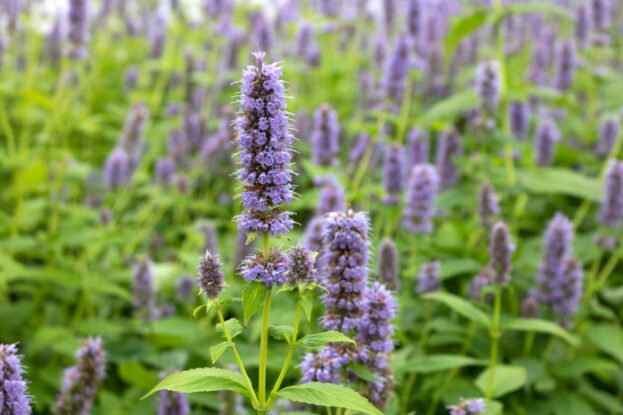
[396,354,487,374]
[422,292,491,327]
[501,317,580,346]
[475,365,527,398]
[444,8,492,63]
[421,90,479,126]
[142,368,249,398]
[584,324,623,364]
[518,168,602,201]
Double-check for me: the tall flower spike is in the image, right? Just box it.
[197,251,224,300]
[240,250,288,288]
[416,260,441,294]
[534,119,560,167]
[383,144,406,205]
[407,127,429,165]
[598,160,623,227]
[287,245,317,285]
[68,0,89,60]
[53,337,106,415]
[303,177,346,253]
[157,371,190,415]
[235,51,294,237]
[509,101,531,140]
[310,104,340,167]
[488,222,513,284]
[435,129,462,190]
[575,5,591,47]
[554,40,576,91]
[591,0,610,32]
[596,116,620,157]
[133,259,155,321]
[0,344,32,415]
[537,213,574,305]
[475,60,501,114]
[176,275,195,303]
[200,223,219,254]
[355,282,397,409]
[320,209,369,333]
[378,239,400,291]
[300,346,343,384]
[551,257,584,325]
[103,147,130,190]
[405,0,422,40]
[120,103,149,172]
[382,33,410,109]
[403,164,439,234]
[478,183,500,229]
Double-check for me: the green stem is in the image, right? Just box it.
[258,290,273,408]
[216,306,259,408]
[486,289,503,399]
[582,255,602,306]
[266,303,302,409]
[523,331,535,356]
[595,243,623,290]
[263,232,270,260]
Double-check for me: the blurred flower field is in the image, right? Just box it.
[1,0,623,414]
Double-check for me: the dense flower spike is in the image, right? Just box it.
[155,157,176,187]
[488,222,513,284]
[551,257,584,324]
[382,33,410,108]
[297,21,320,67]
[403,164,439,233]
[53,337,106,415]
[575,5,591,47]
[349,132,371,165]
[407,127,429,165]
[447,398,485,415]
[475,60,501,114]
[200,222,219,254]
[0,344,32,415]
[320,209,369,333]
[120,103,149,172]
[521,289,541,318]
[598,160,623,227]
[68,0,89,60]
[132,259,155,321]
[300,346,343,384]
[103,147,131,190]
[310,104,340,166]
[554,40,576,91]
[303,177,346,252]
[240,250,288,287]
[405,0,422,40]
[478,183,500,228]
[157,372,190,415]
[355,282,397,408]
[592,0,611,31]
[596,116,620,157]
[470,270,493,303]
[197,251,224,299]
[383,144,406,204]
[378,239,400,291]
[534,119,560,167]
[416,260,441,294]
[435,129,462,189]
[509,101,531,140]
[235,51,294,236]
[287,245,317,285]
[176,275,195,303]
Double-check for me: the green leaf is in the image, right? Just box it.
[444,8,491,63]
[216,318,242,339]
[142,368,248,399]
[518,168,602,202]
[475,365,527,398]
[277,382,383,415]
[501,2,570,21]
[118,361,158,389]
[298,331,356,351]
[299,290,314,322]
[422,292,491,327]
[501,317,580,346]
[349,363,381,382]
[440,258,482,280]
[269,325,293,342]
[242,281,267,326]
[396,354,487,374]
[209,341,234,364]
[550,357,618,378]
[483,400,504,415]
[421,90,479,127]
[584,324,623,364]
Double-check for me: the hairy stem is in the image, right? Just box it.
[258,290,273,408]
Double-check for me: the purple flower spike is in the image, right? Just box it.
[475,60,501,114]
[176,275,195,303]
[435,129,462,190]
[521,289,541,318]
[554,40,576,91]
[103,147,130,190]
[596,116,620,157]
[132,259,156,321]
[509,101,531,140]
[403,164,439,234]
[478,183,500,229]
[575,5,591,47]
[534,119,560,167]
[300,346,343,384]
[53,337,106,415]
[382,33,411,109]
[407,127,429,165]
[68,0,89,60]
[383,144,406,204]
[0,343,32,415]
[287,245,317,285]
[416,260,441,294]
[240,250,288,288]
[197,251,224,300]
[378,239,400,291]
[592,0,611,32]
[155,157,176,187]
[319,209,369,334]
[598,160,623,228]
[488,222,513,285]
[551,258,583,325]
[235,51,294,237]
[310,104,340,167]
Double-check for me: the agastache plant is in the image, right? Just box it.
[146,52,378,415]
[0,344,32,415]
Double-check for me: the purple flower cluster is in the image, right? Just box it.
[319,209,369,333]
[103,147,131,190]
[287,245,317,285]
[598,160,623,227]
[132,259,156,321]
[436,129,462,190]
[554,40,576,91]
[0,344,32,415]
[521,289,541,318]
[300,346,343,384]
[488,222,513,285]
[534,119,560,167]
[176,275,195,303]
[407,127,429,165]
[596,116,620,157]
[475,60,501,113]
[417,260,441,294]
[447,398,485,415]
[240,250,288,288]
[53,337,106,415]
[197,251,224,299]
[382,33,411,108]
[478,183,500,229]
[383,144,406,204]
[509,101,531,140]
[235,51,294,237]
[403,163,439,233]
[310,104,340,166]
[303,176,346,252]
[68,0,89,60]
[378,239,400,291]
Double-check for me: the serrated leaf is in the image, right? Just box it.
[299,331,356,351]
[277,382,383,415]
[209,341,234,364]
[422,292,491,327]
[142,368,248,398]
[243,281,267,326]
[502,317,580,346]
[396,354,487,374]
[269,325,293,342]
[299,290,314,322]
[475,365,527,398]
[216,318,242,339]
